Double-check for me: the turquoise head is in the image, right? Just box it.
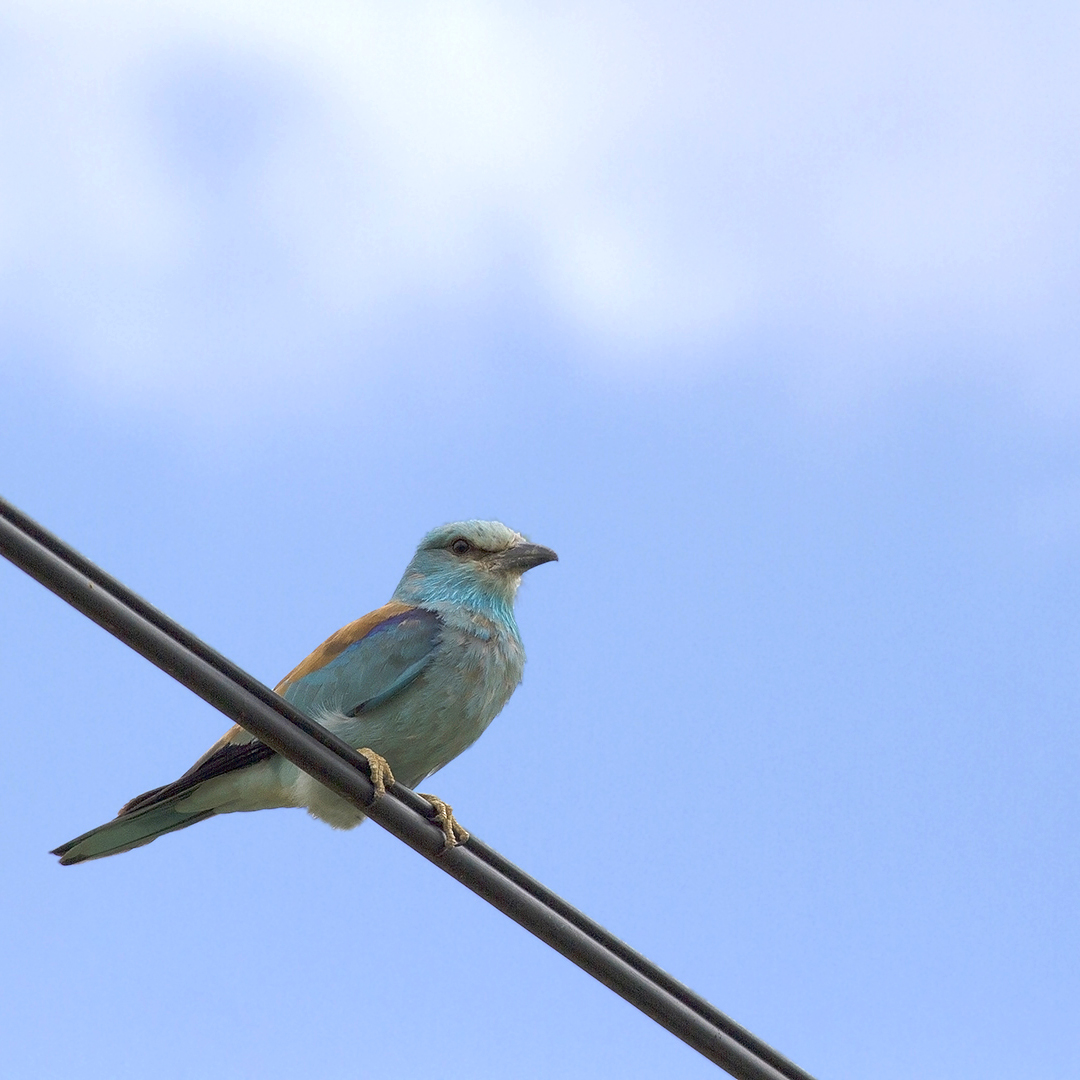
[392,520,557,623]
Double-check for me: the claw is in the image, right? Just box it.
[418,793,470,850]
[356,747,395,798]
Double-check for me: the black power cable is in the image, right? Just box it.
[0,495,818,1080]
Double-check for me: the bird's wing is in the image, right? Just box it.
[118,739,275,815]
[119,602,440,816]
[276,603,442,718]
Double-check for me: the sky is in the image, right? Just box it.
[1,3,1079,1077]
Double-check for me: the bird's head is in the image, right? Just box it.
[392,520,557,618]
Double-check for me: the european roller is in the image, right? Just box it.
[52,521,557,865]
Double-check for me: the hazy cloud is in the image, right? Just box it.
[2,1,1077,407]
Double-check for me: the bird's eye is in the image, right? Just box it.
[450,538,472,555]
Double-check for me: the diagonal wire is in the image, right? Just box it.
[0,495,818,1080]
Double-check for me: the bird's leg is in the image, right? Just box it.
[356,747,395,798]
[417,793,470,850]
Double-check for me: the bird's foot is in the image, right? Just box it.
[356,747,395,798]
[418,793,470,850]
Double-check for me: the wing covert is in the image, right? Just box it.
[279,607,442,719]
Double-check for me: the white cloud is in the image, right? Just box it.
[1,1,1077,406]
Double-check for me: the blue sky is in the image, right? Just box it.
[2,3,1079,1078]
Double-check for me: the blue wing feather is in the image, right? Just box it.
[281,608,442,718]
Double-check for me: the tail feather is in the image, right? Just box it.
[52,738,284,865]
[51,799,217,865]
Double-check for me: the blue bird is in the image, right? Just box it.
[52,521,557,864]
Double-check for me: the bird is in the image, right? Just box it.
[52,520,557,865]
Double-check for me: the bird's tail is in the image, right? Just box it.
[51,798,217,865]
[52,734,285,865]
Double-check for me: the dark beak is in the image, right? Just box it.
[496,542,559,573]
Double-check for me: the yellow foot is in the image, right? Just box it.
[418,793,470,850]
[356,747,395,797]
